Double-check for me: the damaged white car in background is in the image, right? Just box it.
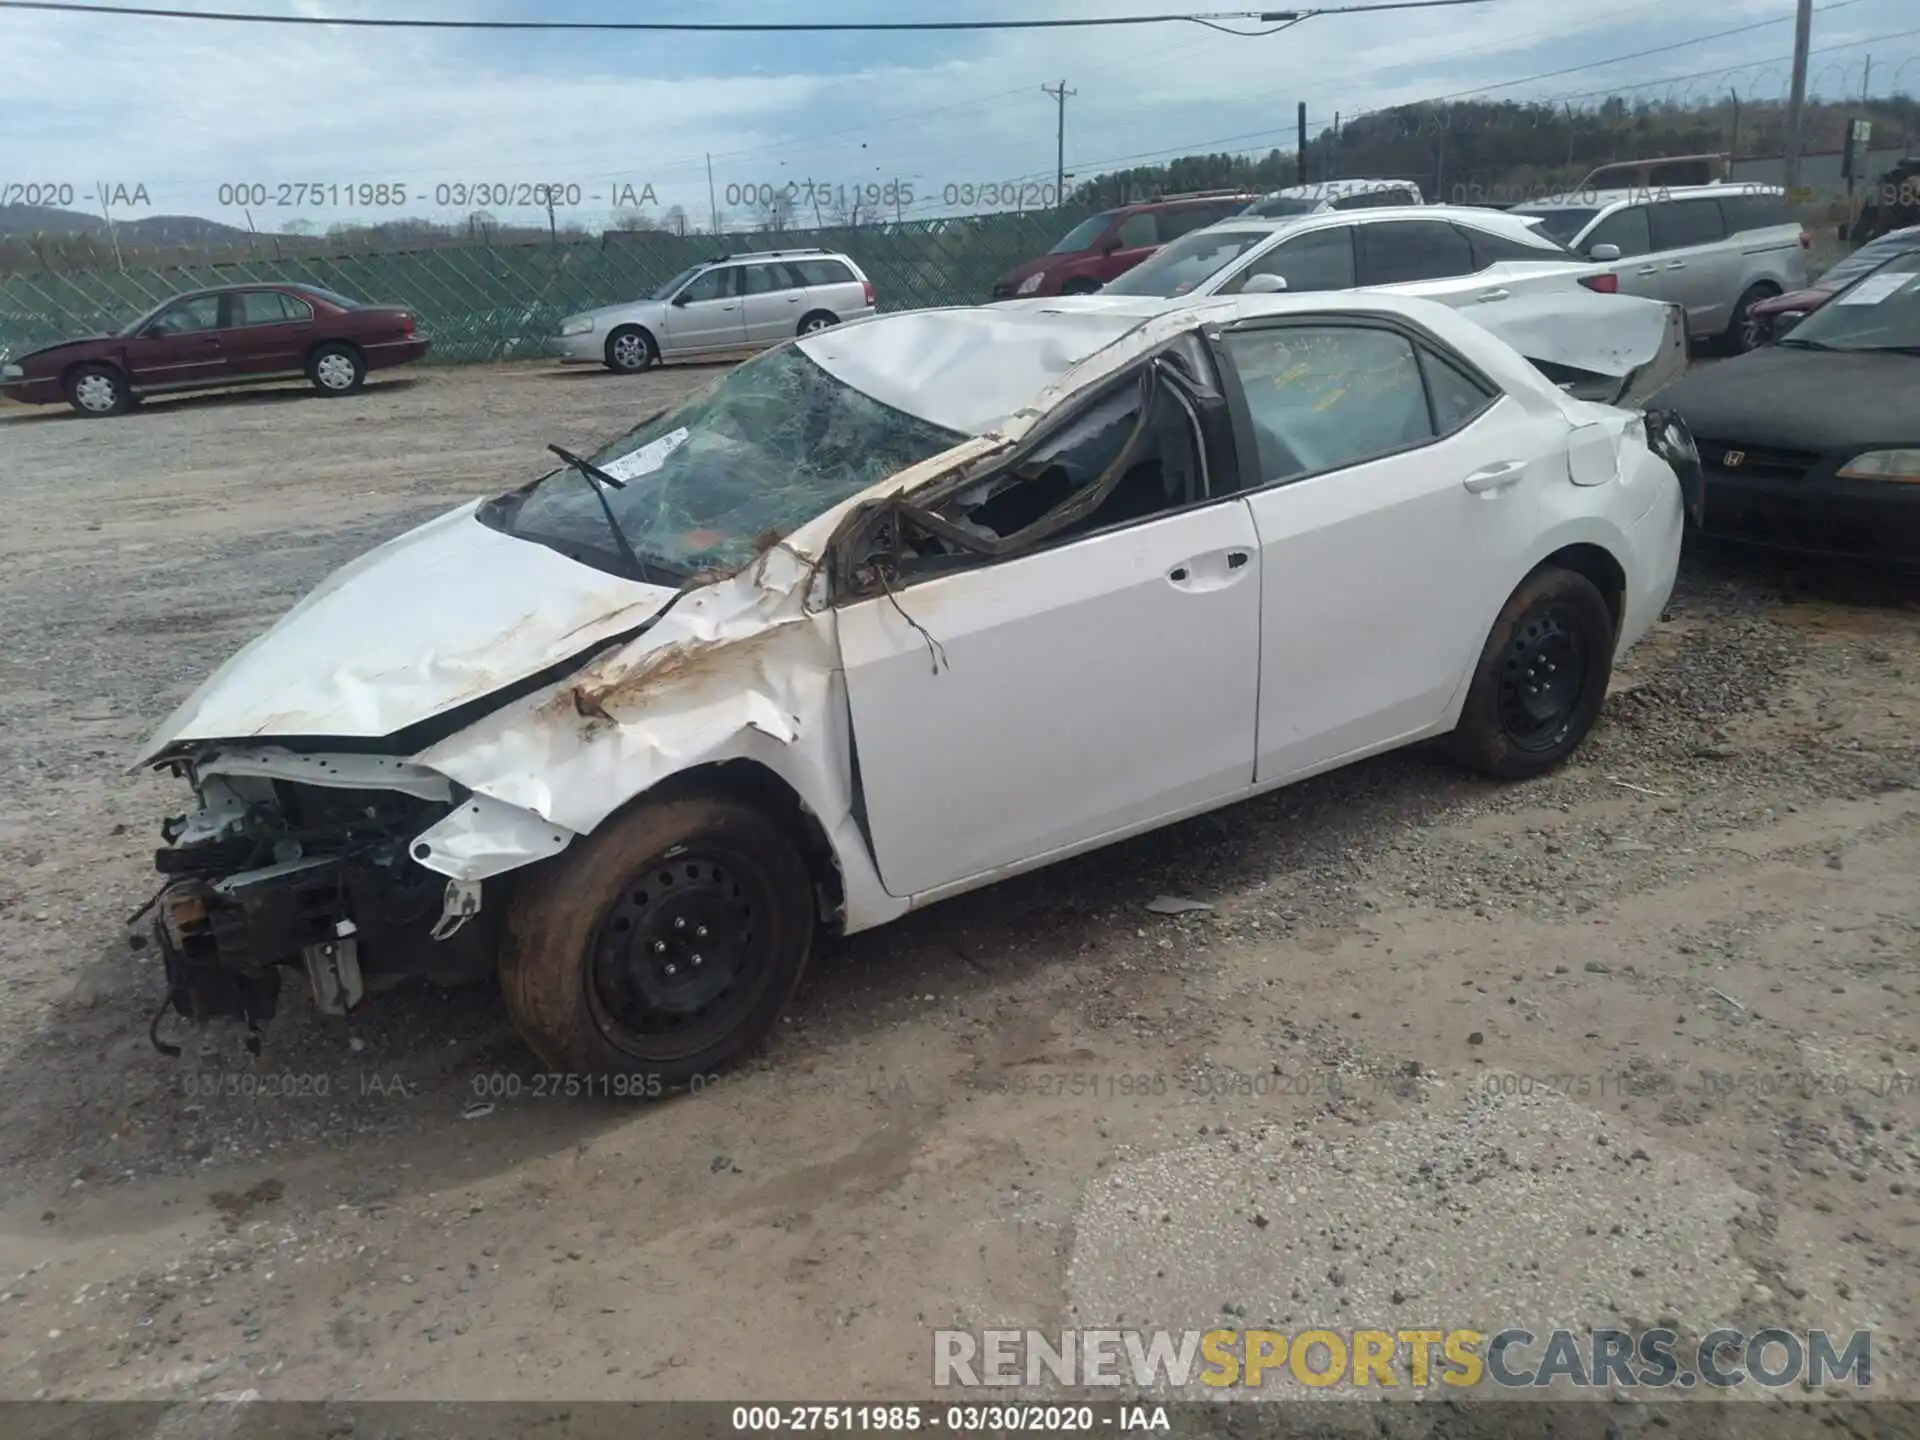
[134,290,1701,1086]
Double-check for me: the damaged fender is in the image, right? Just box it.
[410,540,898,931]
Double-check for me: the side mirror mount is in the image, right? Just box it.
[670,292,691,307]
[1100,235,1123,254]
[1588,243,1622,261]
[1241,273,1289,294]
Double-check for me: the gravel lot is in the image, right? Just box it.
[0,362,1917,1427]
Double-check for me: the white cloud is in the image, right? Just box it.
[1,0,1909,229]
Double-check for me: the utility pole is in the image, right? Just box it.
[1297,102,1307,185]
[1783,0,1814,198]
[1042,81,1074,206]
[707,153,720,236]
[1861,53,1872,104]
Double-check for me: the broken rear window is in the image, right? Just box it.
[486,344,966,581]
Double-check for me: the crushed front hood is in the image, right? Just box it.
[137,502,677,762]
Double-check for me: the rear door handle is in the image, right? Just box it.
[1666,261,1687,270]
[1636,265,1660,276]
[1462,460,1527,494]
[1475,288,1510,302]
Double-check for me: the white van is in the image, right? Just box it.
[1511,183,1808,352]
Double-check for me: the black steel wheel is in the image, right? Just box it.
[585,844,782,1064]
[1447,565,1615,780]
[1494,604,1589,754]
[500,795,814,1089]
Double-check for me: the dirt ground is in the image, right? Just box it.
[0,362,1917,1425]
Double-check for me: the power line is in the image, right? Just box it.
[906,19,1920,208]
[1416,0,1871,106]
[0,0,1498,32]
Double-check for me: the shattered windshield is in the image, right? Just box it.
[1780,252,1920,352]
[488,343,967,580]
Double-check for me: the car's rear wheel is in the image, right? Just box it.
[797,310,838,336]
[66,363,131,417]
[1446,565,1615,781]
[308,343,366,395]
[1726,283,1779,354]
[605,325,656,373]
[499,796,814,1090]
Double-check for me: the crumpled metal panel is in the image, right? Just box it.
[408,541,904,927]
[797,304,1152,436]
[137,500,676,761]
[414,544,834,839]
[1456,288,1678,382]
[410,792,577,882]
[195,747,455,802]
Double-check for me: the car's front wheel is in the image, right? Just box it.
[308,342,366,395]
[499,795,815,1090]
[66,363,131,417]
[1446,565,1615,781]
[605,325,656,373]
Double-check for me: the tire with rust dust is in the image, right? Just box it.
[499,795,814,1091]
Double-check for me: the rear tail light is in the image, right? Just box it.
[1580,272,1620,293]
[862,280,876,307]
[401,313,415,333]
[1799,230,1811,249]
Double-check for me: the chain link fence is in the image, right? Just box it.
[0,209,1096,365]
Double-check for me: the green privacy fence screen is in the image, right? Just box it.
[0,209,1098,365]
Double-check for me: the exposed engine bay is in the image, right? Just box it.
[140,750,502,1052]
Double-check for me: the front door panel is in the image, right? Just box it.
[660,270,745,354]
[838,502,1263,898]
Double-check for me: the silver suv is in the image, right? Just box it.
[551,248,877,372]
[1511,184,1807,352]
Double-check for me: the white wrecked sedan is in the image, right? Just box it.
[134,290,1697,1084]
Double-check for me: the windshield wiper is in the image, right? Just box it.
[1775,336,1839,350]
[545,443,660,585]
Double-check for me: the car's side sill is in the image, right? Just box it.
[131,370,307,395]
[894,720,1454,919]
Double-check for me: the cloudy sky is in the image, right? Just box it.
[2,0,1915,231]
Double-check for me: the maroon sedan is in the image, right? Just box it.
[1743,224,1920,346]
[0,283,429,417]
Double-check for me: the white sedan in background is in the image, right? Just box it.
[137,291,1695,1089]
[1056,206,1687,404]
[1094,204,1614,305]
